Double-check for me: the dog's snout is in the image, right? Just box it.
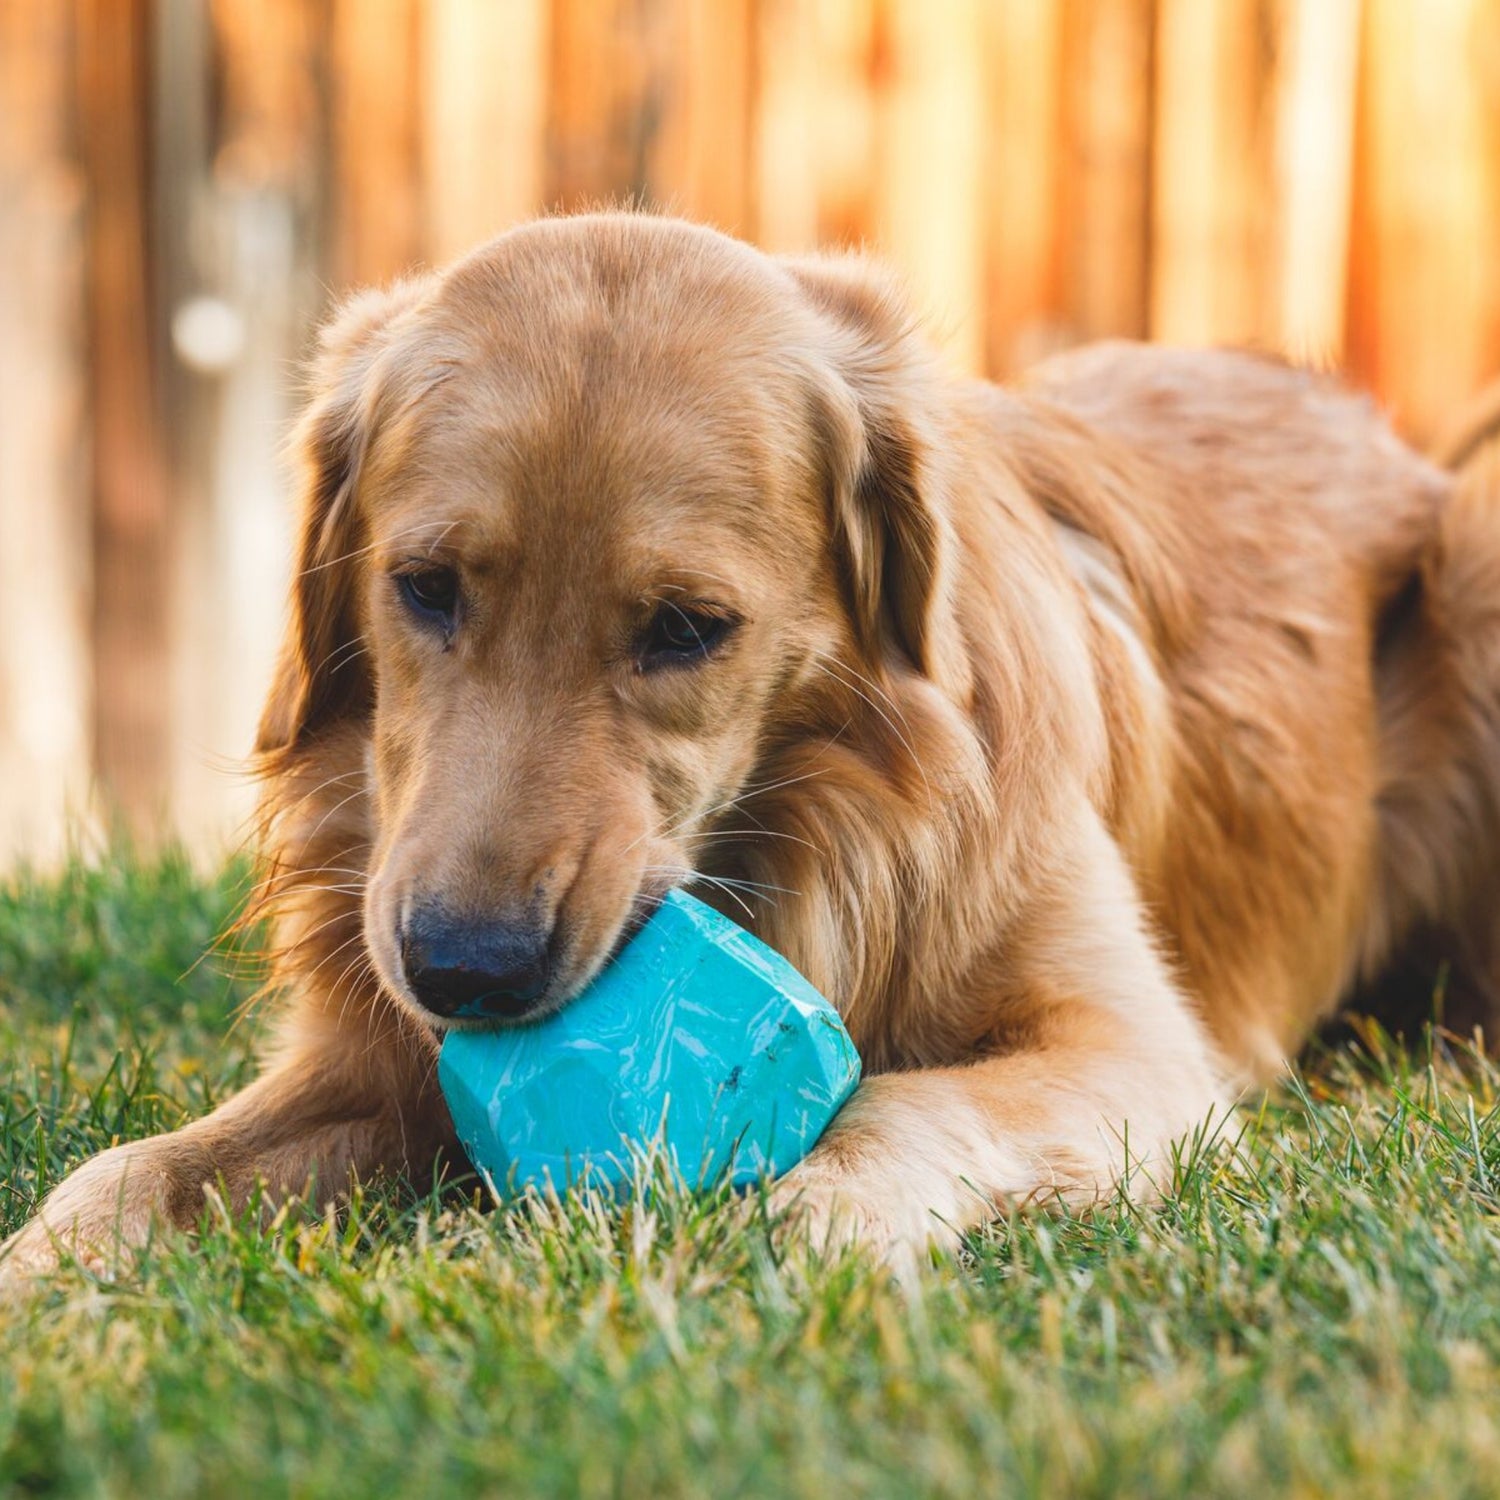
[400,912,552,1022]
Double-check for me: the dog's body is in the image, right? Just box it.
[6,214,1500,1280]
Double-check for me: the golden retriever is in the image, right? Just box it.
[5,212,1500,1283]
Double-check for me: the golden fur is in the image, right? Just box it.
[6,213,1500,1283]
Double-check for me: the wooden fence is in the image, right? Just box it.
[2,0,1499,861]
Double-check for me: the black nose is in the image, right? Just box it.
[400,912,552,1022]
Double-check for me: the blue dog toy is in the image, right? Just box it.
[438,890,861,1195]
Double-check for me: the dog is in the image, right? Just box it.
[5,212,1500,1284]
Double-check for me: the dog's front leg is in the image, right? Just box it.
[772,816,1230,1266]
[0,1008,454,1288]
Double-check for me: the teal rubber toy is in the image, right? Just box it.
[438,890,861,1196]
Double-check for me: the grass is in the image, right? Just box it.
[4,853,1500,1497]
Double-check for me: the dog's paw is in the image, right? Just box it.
[0,1141,182,1298]
[766,1105,972,1276]
[763,1073,1057,1274]
[0,1217,101,1299]
[767,1164,954,1283]
[768,1163,900,1253]
[0,1223,54,1296]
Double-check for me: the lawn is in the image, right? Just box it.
[3,853,1500,1498]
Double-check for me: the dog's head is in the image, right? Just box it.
[258,215,969,1029]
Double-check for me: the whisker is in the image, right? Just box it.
[676,826,821,855]
[314,634,369,681]
[635,767,832,853]
[812,648,909,722]
[252,863,372,892]
[242,776,368,861]
[251,861,371,886]
[364,993,412,1069]
[279,903,366,956]
[705,875,800,896]
[299,518,462,577]
[681,871,757,922]
[300,784,371,849]
[253,882,369,908]
[653,567,743,595]
[266,770,365,823]
[687,872,801,903]
[618,713,854,880]
[255,877,369,899]
[300,928,369,987]
[808,653,933,806]
[331,950,380,1031]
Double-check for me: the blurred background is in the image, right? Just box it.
[2,0,1499,865]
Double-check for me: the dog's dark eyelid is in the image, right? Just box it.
[396,565,460,626]
[638,603,737,668]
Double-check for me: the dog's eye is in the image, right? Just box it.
[398,566,460,625]
[639,603,734,668]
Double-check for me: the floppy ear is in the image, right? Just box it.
[256,280,429,758]
[782,254,972,704]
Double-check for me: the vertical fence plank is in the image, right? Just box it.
[1151,0,1277,347]
[422,0,551,264]
[812,0,880,246]
[754,0,820,251]
[981,0,1064,375]
[154,0,221,848]
[329,0,424,286]
[1057,0,1153,342]
[77,0,173,839]
[0,1,91,860]
[1271,0,1361,363]
[158,0,324,851]
[1347,0,1500,441]
[646,0,757,235]
[546,0,653,211]
[874,0,987,370]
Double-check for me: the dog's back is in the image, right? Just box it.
[988,344,1500,1067]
